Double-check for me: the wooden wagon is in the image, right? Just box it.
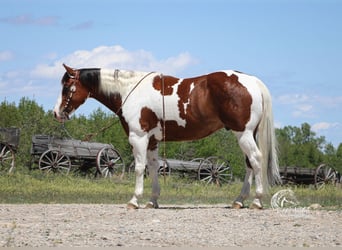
[0,127,20,174]
[128,156,233,185]
[30,134,125,178]
[280,164,340,189]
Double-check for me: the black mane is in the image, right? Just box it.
[79,68,101,88]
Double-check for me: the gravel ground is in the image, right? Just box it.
[0,204,341,247]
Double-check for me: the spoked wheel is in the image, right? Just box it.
[0,144,15,174]
[96,146,125,178]
[127,160,136,177]
[39,149,71,174]
[158,159,171,176]
[314,164,337,189]
[190,157,205,166]
[198,156,233,185]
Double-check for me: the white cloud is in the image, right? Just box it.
[314,95,342,108]
[274,121,282,129]
[312,122,339,132]
[276,94,309,105]
[30,45,197,79]
[275,93,342,120]
[292,104,313,118]
[276,93,342,109]
[43,52,58,60]
[150,52,196,73]
[30,63,64,79]
[0,50,13,61]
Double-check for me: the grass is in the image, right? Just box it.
[280,184,342,208]
[0,171,341,209]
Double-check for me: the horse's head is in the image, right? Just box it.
[53,64,89,122]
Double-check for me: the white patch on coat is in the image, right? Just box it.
[53,92,62,115]
[182,81,194,115]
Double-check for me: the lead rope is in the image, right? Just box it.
[61,123,74,139]
[161,74,167,183]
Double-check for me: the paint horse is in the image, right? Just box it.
[54,64,281,209]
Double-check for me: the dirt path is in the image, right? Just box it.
[0,204,340,247]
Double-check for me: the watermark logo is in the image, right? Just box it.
[271,189,299,208]
[271,189,311,218]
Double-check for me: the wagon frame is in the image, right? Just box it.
[0,127,20,174]
[129,156,233,185]
[280,164,341,189]
[30,134,125,178]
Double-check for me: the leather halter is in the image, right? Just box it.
[62,70,80,117]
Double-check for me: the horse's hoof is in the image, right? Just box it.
[145,201,159,209]
[249,199,263,209]
[232,201,243,209]
[127,203,139,210]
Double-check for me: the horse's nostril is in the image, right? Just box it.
[54,111,57,118]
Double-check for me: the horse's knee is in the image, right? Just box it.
[135,163,145,176]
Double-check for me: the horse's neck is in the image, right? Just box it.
[91,69,152,114]
[99,69,150,98]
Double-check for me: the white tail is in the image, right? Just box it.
[257,81,282,192]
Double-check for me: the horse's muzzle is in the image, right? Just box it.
[54,111,69,123]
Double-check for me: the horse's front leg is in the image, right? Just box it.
[127,133,148,209]
[145,146,160,208]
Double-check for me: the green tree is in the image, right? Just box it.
[324,143,342,174]
[335,144,342,174]
[276,123,325,168]
[0,101,20,127]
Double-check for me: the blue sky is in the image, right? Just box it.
[1,0,342,147]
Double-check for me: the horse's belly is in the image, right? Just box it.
[164,119,224,141]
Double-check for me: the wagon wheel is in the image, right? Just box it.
[39,149,71,175]
[0,144,15,174]
[190,158,205,179]
[96,146,125,178]
[190,157,205,165]
[314,164,337,189]
[198,156,233,185]
[158,159,171,176]
[127,160,136,177]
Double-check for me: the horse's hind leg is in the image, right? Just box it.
[232,162,253,208]
[145,147,160,208]
[233,130,264,209]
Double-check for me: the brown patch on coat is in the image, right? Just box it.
[147,135,158,151]
[176,75,209,121]
[163,120,224,141]
[171,72,252,133]
[139,107,159,132]
[139,108,161,151]
[206,72,252,131]
[152,75,179,95]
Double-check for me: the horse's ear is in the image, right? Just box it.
[63,63,76,77]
